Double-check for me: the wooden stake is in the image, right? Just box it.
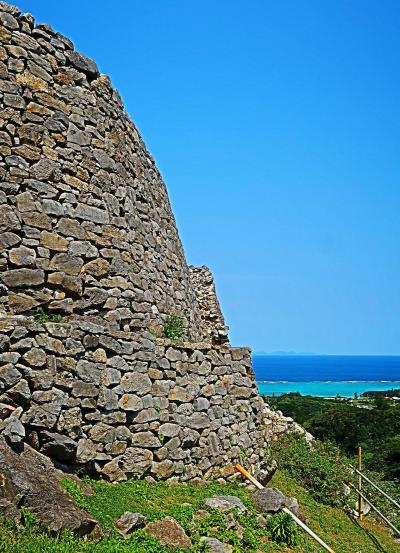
[358,446,363,520]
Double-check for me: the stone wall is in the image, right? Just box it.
[189,266,229,345]
[0,1,304,484]
[0,1,207,341]
[0,316,298,482]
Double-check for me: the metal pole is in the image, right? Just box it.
[356,488,400,537]
[350,467,400,511]
[358,446,363,520]
[235,464,336,553]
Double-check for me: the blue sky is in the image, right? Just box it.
[17,1,400,354]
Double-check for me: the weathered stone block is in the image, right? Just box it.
[131,432,161,448]
[39,430,77,462]
[49,253,83,276]
[23,348,46,367]
[9,246,36,266]
[168,386,193,403]
[66,50,99,79]
[40,231,69,251]
[118,394,143,411]
[117,373,151,395]
[0,269,44,288]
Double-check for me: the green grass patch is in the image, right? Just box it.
[0,475,398,552]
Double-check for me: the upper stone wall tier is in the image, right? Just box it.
[0,2,206,341]
[189,266,229,345]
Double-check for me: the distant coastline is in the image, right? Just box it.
[257,380,400,398]
[253,354,400,398]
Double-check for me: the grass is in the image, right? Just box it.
[0,472,398,552]
[269,470,398,552]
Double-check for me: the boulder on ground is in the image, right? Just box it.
[200,536,233,552]
[115,511,146,535]
[0,437,97,535]
[284,495,300,516]
[253,487,300,516]
[350,499,371,517]
[204,495,247,514]
[253,487,286,513]
[144,516,191,548]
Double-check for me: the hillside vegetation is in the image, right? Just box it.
[0,444,398,553]
[269,393,400,480]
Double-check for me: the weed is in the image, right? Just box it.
[266,511,297,546]
[163,314,184,340]
[20,508,41,534]
[238,448,247,461]
[34,307,63,326]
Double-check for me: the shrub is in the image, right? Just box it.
[266,511,298,546]
[163,314,184,340]
[271,434,350,507]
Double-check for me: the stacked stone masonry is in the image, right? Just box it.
[0,1,207,341]
[188,266,229,346]
[0,2,303,482]
[0,317,301,481]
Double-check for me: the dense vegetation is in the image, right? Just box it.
[362,388,400,398]
[268,393,400,480]
[270,435,350,508]
[0,470,397,553]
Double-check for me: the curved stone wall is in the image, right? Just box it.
[0,1,205,340]
[0,2,302,483]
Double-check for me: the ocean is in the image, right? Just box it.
[253,355,400,398]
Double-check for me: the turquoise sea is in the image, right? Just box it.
[253,355,400,398]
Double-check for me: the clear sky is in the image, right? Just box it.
[17,1,400,354]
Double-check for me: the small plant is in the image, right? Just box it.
[158,434,165,443]
[20,507,41,534]
[60,477,86,508]
[238,448,247,461]
[163,313,184,340]
[266,511,298,545]
[34,307,63,326]
[193,507,261,553]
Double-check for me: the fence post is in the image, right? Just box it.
[358,446,363,520]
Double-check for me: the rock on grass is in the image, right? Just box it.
[144,516,191,548]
